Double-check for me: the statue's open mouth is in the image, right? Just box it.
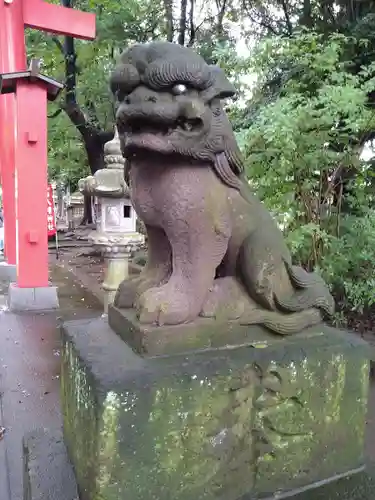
[119,114,206,157]
[123,117,204,136]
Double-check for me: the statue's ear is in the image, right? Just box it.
[201,65,236,101]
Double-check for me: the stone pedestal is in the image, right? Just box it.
[21,428,375,500]
[60,311,370,500]
[8,283,59,312]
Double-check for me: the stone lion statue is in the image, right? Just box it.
[109,41,334,334]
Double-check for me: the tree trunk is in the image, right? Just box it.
[188,0,196,46]
[82,194,93,224]
[300,0,313,27]
[163,0,174,41]
[216,0,227,42]
[178,0,188,45]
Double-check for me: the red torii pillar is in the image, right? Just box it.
[0,61,64,309]
[0,0,25,267]
[0,0,95,309]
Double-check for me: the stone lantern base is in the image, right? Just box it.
[89,231,144,313]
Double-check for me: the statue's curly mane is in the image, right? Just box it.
[111,41,245,190]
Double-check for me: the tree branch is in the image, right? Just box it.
[61,101,88,135]
[216,0,228,41]
[51,36,65,55]
[279,0,293,34]
[48,108,63,119]
[241,1,279,36]
[85,100,100,128]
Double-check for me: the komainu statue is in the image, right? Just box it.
[109,41,335,334]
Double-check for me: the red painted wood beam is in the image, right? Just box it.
[23,0,96,40]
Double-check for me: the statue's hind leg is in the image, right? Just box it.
[237,230,297,311]
[200,276,323,334]
[114,225,171,308]
[200,277,258,320]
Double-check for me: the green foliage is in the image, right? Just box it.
[230,31,375,315]
[48,112,89,188]
[321,213,375,314]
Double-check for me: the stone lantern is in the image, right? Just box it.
[65,191,84,230]
[78,128,144,312]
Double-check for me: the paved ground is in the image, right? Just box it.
[0,264,374,500]
[0,267,103,500]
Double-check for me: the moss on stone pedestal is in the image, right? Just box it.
[61,318,369,500]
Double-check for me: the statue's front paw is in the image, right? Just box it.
[114,271,169,309]
[136,285,193,325]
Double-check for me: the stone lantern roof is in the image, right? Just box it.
[78,128,129,199]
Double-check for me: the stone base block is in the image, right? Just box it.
[291,467,375,499]
[61,313,370,500]
[8,284,59,312]
[0,261,17,282]
[23,428,78,500]
[23,430,375,500]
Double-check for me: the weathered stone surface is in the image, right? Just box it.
[293,466,375,499]
[23,428,78,500]
[21,429,375,500]
[61,316,369,500]
[108,303,287,356]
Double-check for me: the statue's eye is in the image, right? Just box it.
[172,84,188,95]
